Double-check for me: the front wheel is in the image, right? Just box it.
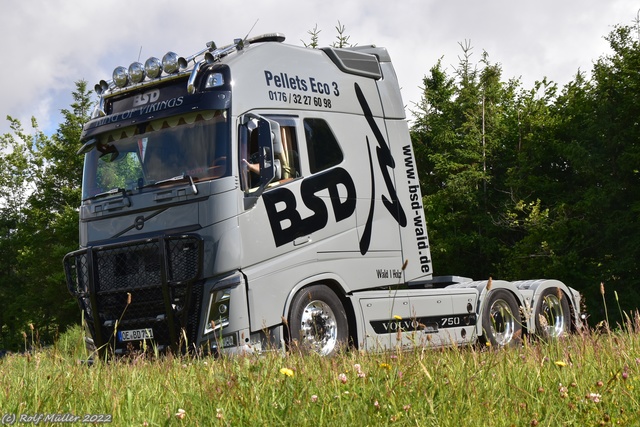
[481,289,522,347]
[288,284,348,356]
[534,288,571,339]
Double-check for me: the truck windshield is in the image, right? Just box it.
[82,110,229,200]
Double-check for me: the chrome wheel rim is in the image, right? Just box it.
[489,299,516,346]
[299,300,338,355]
[539,294,566,337]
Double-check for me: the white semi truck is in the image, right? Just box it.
[64,33,583,357]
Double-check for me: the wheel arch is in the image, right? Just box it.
[281,273,357,348]
[450,279,527,337]
[513,279,579,333]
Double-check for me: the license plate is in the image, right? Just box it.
[118,328,154,342]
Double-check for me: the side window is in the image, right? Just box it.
[239,116,301,192]
[303,118,343,173]
[278,125,300,180]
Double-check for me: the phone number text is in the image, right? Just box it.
[268,91,333,109]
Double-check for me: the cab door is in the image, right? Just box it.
[236,112,361,331]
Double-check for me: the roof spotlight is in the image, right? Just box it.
[128,62,145,84]
[112,66,129,88]
[162,52,181,74]
[145,57,162,79]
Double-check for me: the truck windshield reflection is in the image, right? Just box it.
[82,109,229,200]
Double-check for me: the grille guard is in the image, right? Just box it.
[63,234,204,356]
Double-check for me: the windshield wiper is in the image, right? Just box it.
[85,187,132,208]
[142,174,198,195]
[89,187,128,200]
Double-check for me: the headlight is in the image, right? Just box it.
[205,288,231,334]
[205,72,224,89]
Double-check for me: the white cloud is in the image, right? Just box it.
[0,0,638,136]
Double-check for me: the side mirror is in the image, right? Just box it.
[241,114,279,209]
[257,119,276,187]
[77,138,98,156]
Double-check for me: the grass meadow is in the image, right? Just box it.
[1,316,640,426]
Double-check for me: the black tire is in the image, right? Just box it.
[288,284,348,356]
[534,287,571,339]
[481,289,522,347]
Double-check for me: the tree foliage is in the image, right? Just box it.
[411,21,640,323]
[0,81,90,350]
[302,21,355,49]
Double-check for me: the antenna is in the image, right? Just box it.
[237,19,259,50]
[244,19,259,42]
[137,46,143,62]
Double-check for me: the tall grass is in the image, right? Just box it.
[1,318,639,426]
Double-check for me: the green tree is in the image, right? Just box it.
[0,81,90,350]
[302,22,355,49]
[0,117,40,349]
[411,45,510,278]
[412,20,640,323]
[495,77,566,281]
[556,24,640,319]
[302,24,321,48]
[331,21,354,48]
[500,23,640,321]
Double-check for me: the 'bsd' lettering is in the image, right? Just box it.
[263,167,356,247]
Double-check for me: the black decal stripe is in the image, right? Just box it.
[355,84,389,156]
[359,136,375,255]
[354,83,407,227]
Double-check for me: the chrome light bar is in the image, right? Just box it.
[94,33,285,96]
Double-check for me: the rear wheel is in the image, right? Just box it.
[534,288,571,339]
[288,284,348,356]
[481,289,522,347]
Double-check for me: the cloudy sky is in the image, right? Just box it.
[0,0,638,136]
